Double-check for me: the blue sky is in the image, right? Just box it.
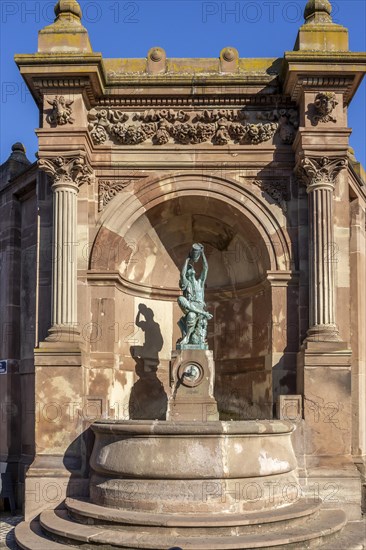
[1,0,365,165]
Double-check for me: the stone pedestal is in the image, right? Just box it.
[167,349,219,422]
[23,345,86,521]
[297,340,362,519]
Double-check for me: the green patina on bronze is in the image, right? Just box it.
[177,244,213,350]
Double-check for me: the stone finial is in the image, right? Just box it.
[0,143,31,189]
[304,0,333,24]
[38,0,92,52]
[147,47,167,74]
[11,142,27,155]
[8,143,31,167]
[54,0,82,21]
[293,0,348,51]
[220,47,239,73]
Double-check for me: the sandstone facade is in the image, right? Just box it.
[0,0,365,525]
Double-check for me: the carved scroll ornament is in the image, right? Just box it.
[98,179,131,210]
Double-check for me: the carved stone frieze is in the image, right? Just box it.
[258,108,299,145]
[87,107,299,146]
[252,179,290,212]
[38,156,93,187]
[98,179,132,210]
[47,96,74,126]
[311,92,338,125]
[296,156,348,190]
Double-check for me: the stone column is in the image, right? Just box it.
[38,155,92,342]
[295,156,359,519]
[297,156,348,342]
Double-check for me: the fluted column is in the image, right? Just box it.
[297,156,347,342]
[38,156,93,342]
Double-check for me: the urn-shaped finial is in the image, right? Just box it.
[54,0,82,21]
[304,0,333,24]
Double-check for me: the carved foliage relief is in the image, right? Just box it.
[88,108,298,146]
[38,156,93,187]
[252,180,290,213]
[296,156,348,189]
[98,179,132,210]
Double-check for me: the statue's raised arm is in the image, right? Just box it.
[179,257,190,290]
[200,248,208,284]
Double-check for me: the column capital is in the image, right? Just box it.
[38,155,93,189]
[295,155,348,192]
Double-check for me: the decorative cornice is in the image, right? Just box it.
[289,75,355,105]
[38,156,93,187]
[88,107,298,146]
[295,156,348,190]
[98,95,296,108]
[33,77,95,106]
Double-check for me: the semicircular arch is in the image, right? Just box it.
[90,172,293,275]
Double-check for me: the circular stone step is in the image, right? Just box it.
[39,507,347,549]
[65,496,322,527]
[15,519,78,550]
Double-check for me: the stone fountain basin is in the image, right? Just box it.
[90,420,297,479]
[89,420,299,513]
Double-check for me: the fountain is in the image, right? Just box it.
[16,245,347,549]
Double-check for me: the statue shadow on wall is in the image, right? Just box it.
[62,304,167,499]
[129,303,167,420]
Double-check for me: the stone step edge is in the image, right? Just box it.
[40,508,347,549]
[14,519,78,550]
[65,496,322,527]
[319,519,366,549]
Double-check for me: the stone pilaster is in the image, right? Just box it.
[294,155,360,519]
[38,155,93,342]
[296,156,347,342]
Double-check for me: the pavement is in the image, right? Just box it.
[0,514,22,550]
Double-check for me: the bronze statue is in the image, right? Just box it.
[177,243,212,349]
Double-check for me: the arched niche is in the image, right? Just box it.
[88,173,294,420]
